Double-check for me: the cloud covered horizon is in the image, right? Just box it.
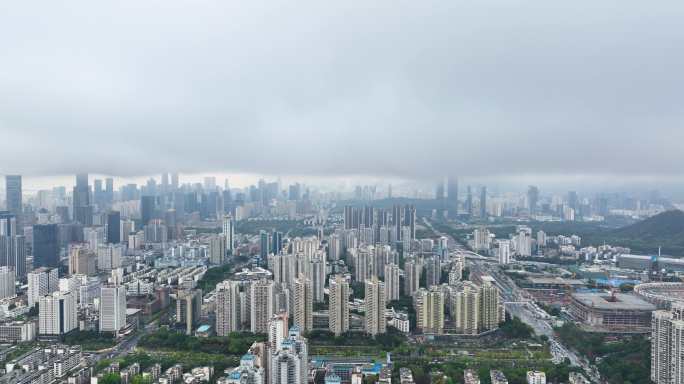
[1,1,683,180]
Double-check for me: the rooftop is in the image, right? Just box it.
[571,292,656,311]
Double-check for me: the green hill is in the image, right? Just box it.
[607,209,684,255]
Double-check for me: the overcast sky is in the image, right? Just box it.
[1,1,683,184]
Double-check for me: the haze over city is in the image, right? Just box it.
[1,2,683,384]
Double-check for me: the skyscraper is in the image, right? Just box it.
[447,177,458,217]
[222,214,235,253]
[216,280,241,336]
[527,185,540,214]
[33,224,59,268]
[328,275,349,336]
[454,282,480,335]
[466,186,473,216]
[364,276,386,336]
[100,285,127,333]
[424,257,441,288]
[293,275,313,332]
[140,195,156,226]
[480,186,487,218]
[5,175,22,234]
[73,173,92,225]
[259,231,270,260]
[106,211,121,244]
[271,231,283,255]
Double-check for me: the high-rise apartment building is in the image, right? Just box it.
[424,257,441,288]
[251,280,274,334]
[39,291,77,335]
[364,276,386,336]
[269,326,308,384]
[454,282,480,335]
[209,235,227,265]
[27,267,59,307]
[652,303,684,384]
[293,275,313,332]
[384,263,400,302]
[176,289,202,335]
[415,288,445,334]
[328,275,349,336]
[403,259,421,296]
[216,280,241,336]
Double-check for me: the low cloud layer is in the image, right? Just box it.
[1,1,683,180]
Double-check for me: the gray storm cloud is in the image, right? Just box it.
[0,0,683,180]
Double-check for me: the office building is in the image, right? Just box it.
[222,215,235,253]
[293,275,313,332]
[251,280,274,334]
[480,186,487,218]
[39,291,77,336]
[0,266,15,299]
[364,276,386,336]
[100,285,127,333]
[33,224,59,268]
[73,173,92,226]
[328,275,349,336]
[5,176,22,234]
[216,280,241,336]
[106,211,121,243]
[27,267,59,307]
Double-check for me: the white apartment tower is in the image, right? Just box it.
[384,263,400,301]
[39,291,77,335]
[364,276,386,336]
[28,267,59,307]
[328,275,350,336]
[100,285,127,333]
